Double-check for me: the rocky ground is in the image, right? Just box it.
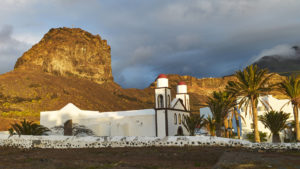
[0,147,299,169]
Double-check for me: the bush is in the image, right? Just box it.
[49,123,95,137]
[246,131,268,142]
[9,119,50,136]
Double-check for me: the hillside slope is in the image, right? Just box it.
[0,69,153,130]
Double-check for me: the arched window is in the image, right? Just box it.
[178,114,182,124]
[168,95,171,107]
[157,95,164,108]
[174,113,177,124]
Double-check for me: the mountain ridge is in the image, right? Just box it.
[0,27,290,130]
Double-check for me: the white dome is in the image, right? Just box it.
[177,82,187,93]
[157,74,168,88]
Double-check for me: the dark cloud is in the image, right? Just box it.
[1,0,300,88]
[0,25,30,73]
[254,45,300,74]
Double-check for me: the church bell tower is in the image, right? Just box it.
[155,74,171,109]
[176,82,190,111]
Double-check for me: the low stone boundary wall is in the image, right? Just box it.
[0,134,300,150]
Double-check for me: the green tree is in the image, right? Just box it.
[206,91,236,137]
[278,76,300,142]
[258,111,290,143]
[9,119,50,136]
[183,114,205,136]
[226,64,274,143]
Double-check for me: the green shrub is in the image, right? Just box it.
[9,119,50,136]
[246,131,268,142]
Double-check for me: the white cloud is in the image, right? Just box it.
[12,33,42,45]
[252,44,297,62]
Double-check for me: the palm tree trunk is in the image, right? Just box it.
[224,118,229,138]
[251,97,261,143]
[211,129,216,136]
[216,123,222,137]
[272,133,281,143]
[234,109,240,139]
[293,104,300,142]
[229,117,233,137]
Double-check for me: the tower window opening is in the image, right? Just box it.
[158,95,164,108]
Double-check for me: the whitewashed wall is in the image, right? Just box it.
[240,95,296,142]
[41,104,157,137]
[156,110,166,137]
[1,134,300,150]
[167,110,189,136]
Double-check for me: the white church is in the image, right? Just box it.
[40,74,191,137]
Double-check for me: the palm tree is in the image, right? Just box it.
[278,75,300,142]
[183,114,206,136]
[223,117,229,137]
[9,119,50,136]
[226,64,274,143]
[204,115,216,136]
[284,120,300,142]
[206,91,236,137]
[258,111,290,143]
[233,107,241,139]
[227,107,246,139]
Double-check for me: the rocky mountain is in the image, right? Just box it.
[254,46,300,75]
[0,27,288,130]
[15,27,113,84]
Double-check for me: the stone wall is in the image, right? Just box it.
[0,134,299,150]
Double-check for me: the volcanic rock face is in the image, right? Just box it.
[14,27,113,84]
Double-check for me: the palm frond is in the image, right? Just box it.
[9,119,49,136]
[258,111,290,135]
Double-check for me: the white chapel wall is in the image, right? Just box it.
[167,110,189,136]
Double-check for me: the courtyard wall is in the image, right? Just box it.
[0,134,300,150]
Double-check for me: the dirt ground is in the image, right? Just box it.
[0,146,299,169]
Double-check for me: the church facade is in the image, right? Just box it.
[40,74,191,137]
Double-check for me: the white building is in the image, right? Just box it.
[240,95,296,142]
[200,95,297,142]
[40,74,190,137]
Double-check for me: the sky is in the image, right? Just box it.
[0,0,300,89]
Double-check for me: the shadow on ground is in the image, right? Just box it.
[0,147,299,169]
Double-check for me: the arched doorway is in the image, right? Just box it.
[177,126,183,136]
